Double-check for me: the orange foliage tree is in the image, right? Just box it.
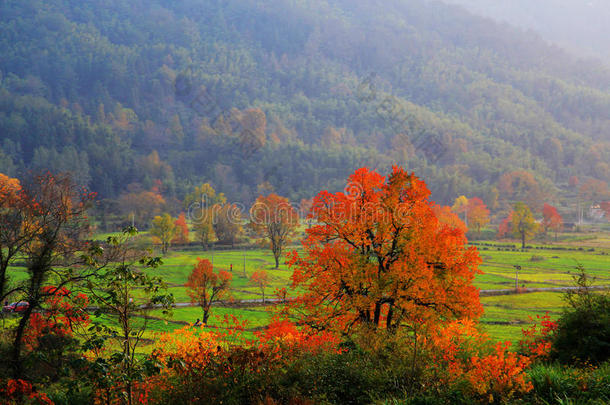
[289,167,483,334]
[542,203,563,240]
[153,326,220,377]
[519,313,558,362]
[0,173,25,302]
[250,194,299,268]
[172,213,189,244]
[185,258,232,324]
[432,205,467,234]
[467,342,532,401]
[255,316,342,358]
[118,189,165,227]
[249,270,269,303]
[19,287,90,384]
[467,197,490,236]
[579,178,609,203]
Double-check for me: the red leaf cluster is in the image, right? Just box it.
[542,203,563,234]
[23,287,90,351]
[519,313,558,361]
[256,317,342,358]
[1,379,53,405]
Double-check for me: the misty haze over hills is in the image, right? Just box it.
[442,0,610,64]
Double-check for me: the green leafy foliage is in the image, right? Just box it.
[84,227,174,404]
[552,268,610,365]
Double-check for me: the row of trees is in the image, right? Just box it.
[447,191,574,245]
[150,180,576,261]
[128,165,608,260]
[106,165,609,237]
[498,202,564,247]
[148,183,302,268]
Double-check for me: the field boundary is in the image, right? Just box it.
[479,285,609,297]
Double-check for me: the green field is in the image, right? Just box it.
[5,235,609,345]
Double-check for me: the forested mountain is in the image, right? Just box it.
[1,0,609,218]
[442,0,610,63]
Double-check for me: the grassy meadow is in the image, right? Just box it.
[4,230,609,346]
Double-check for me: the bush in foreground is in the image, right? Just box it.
[552,270,610,365]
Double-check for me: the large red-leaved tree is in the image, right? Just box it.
[185,258,232,324]
[289,167,482,334]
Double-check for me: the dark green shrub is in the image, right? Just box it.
[150,338,426,405]
[279,350,386,405]
[46,384,94,405]
[552,270,610,365]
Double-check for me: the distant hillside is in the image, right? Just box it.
[442,0,610,63]
[1,0,609,215]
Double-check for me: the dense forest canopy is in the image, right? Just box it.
[1,0,609,218]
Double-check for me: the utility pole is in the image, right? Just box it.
[514,265,522,290]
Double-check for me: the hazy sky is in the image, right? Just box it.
[441,0,610,64]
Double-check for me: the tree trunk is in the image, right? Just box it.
[521,232,526,249]
[121,313,133,405]
[11,258,45,378]
[11,304,32,378]
[274,254,279,269]
[386,305,394,329]
[0,266,6,304]
[358,309,371,325]
[373,302,382,327]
